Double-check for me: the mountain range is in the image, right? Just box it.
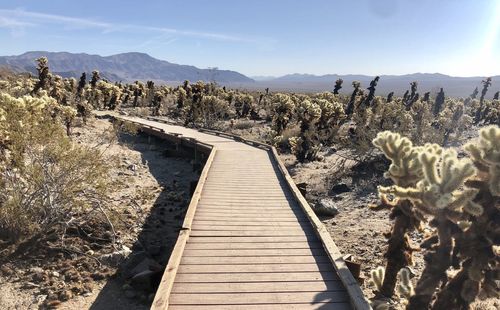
[0,51,253,83]
[0,51,498,97]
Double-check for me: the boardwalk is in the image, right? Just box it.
[96,112,369,310]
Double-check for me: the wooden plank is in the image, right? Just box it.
[169,291,349,304]
[171,280,345,293]
[183,248,325,257]
[197,203,297,208]
[191,225,313,232]
[169,303,352,310]
[193,213,304,219]
[151,147,217,310]
[195,207,301,213]
[192,217,309,223]
[174,271,340,283]
[177,263,335,273]
[270,147,370,310]
[180,256,332,265]
[185,242,323,250]
[191,221,307,227]
[186,236,317,243]
[189,230,313,237]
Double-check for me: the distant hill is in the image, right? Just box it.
[238,73,499,98]
[1,51,498,97]
[0,51,254,83]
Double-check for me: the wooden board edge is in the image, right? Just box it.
[269,147,372,310]
[151,147,217,310]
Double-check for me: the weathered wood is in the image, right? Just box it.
[169,291,349,304]
[180,255,332,265]
[177,263,335,273]
[185,241,323,249]
[171,280,345,293]
[183,248,325,257]
[174,271,340,283]
[169,304,352,310]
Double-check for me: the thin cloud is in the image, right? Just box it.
[0,9,268,43]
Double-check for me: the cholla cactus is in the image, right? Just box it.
[333,78,343,94]
[271,93,295,135]
[465,126,500,195]
[370,266,385,291]
[379,146,478,215]
[371,131,424,297]
[294,100,321,162]
[374,126,500,310]
[397,268,414,300]
[32,57,50,94]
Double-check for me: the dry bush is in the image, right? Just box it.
[0,91,115,243]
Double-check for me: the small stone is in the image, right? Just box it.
[130,270,158,291]
[35,294,47,304]
[23,282,40,289]
[51,271,60,278]
[331,183,351,195]
[313,198,339,216]
[59,290,73,301]
[29,267,44,274]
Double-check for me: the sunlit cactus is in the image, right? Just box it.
[370,266,385,291]
[271,93,295,135]
[374,126,500,309]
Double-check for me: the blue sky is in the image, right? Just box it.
[0,0,499,77]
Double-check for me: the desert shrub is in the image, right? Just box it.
[0,91,114,242]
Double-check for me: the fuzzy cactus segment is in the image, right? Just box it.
[379,144,479,216]
[465,125,500,196]
[372,131,422,186]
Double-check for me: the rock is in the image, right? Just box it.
[313,198,339,216]
[131,258,156,277]
[29,267,44,274]
[23,282,40,289]
[35,294,47,304]
[148,245,161,256]
[99,246,132,267]
[124,290,136,299]
[51,271,60,278]
[59,290,73,301]
[130,270,158,291]
[331,183,351,195]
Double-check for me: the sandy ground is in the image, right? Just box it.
[0,117,199,309]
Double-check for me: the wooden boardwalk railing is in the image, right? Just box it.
[95,112,371,310]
